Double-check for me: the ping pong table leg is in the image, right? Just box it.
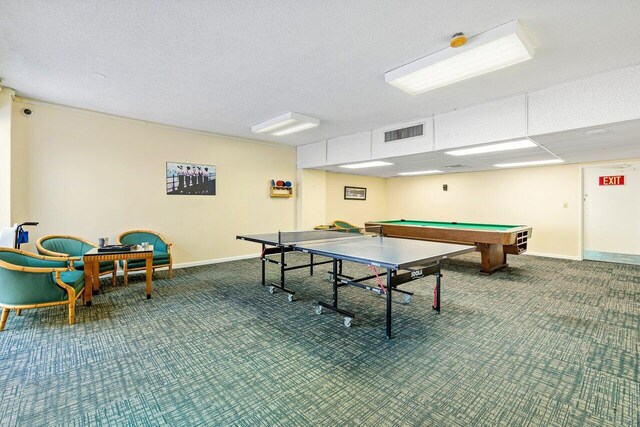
[433,273,441,312]
[265,245,295,301]
[332,259,338,307]
[318,260,347,310]
[316,258,355,325]
[280,246,285,288]
[310,253,314,276]
[386,268,393,339]
[261,244,266,287]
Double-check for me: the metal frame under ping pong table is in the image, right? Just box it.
[237,230,474,338]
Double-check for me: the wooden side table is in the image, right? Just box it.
[83,245,154,306]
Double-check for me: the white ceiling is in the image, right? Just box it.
[2,1,640,147]
[317,119,640,177]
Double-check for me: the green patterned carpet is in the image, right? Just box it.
[0,253,638,426]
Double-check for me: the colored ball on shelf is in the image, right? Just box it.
[271,179,275,186]
[276,180,285,186]
[284,181,292,187]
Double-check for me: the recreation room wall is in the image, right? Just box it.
[10,98,297,266]
[295,169,327,230]
[296,169,388,230]
[386,166,581,258]
[325,172,387,228]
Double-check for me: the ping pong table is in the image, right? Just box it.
[236,229,474,338]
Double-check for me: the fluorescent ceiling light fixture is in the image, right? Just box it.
[339,161,393,169]
[385,19,534,95]
[494,159,564,168]
[445,139,537,156]
[398,170,443,176]
[251,112,319,136]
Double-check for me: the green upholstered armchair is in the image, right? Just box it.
[333,220,361,232]
[117,230,173,285]
[36,235,117,286]
[0,248,84,330]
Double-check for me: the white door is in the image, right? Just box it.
[583,163,640,264]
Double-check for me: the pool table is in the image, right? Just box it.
[365,220,532,274]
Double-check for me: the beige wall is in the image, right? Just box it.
[296,170,388,229]
[325,172,387,227]
[296,169,327,230]
[11,99,296,264]
[0,89,14,227]
[386,165,582,257]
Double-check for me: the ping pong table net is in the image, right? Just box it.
[277,226,383,246]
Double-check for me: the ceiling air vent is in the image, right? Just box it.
[385,123,424,143]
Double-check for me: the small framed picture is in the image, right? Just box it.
[166,162,216,195]
[344,186,367,200]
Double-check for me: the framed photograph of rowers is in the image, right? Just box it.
[344,186,366,200]
[166,162,216,195]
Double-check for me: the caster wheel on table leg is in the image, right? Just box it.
[315,305,322,315]
[344,317,353,328]
[404,294,412,304]
[268,286,275,295]
[287,293,294,302]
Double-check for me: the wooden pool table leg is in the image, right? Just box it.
[478,244,508,275]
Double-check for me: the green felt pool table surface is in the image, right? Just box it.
[370,220,523,232]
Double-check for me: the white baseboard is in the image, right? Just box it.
[117,254,257,276]
[583,250,640,265]
[173,254,257,269]
[523,252,582,261]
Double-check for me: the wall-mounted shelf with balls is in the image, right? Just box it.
[270,186,294,198]
[269,180,293,198]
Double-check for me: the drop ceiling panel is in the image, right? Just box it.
[545,140,640,154]
[434,95,527,150]
[297,140,327,168]
[527,65,640,135]
[558,148,640,164]
[532,118,640,164]
[326,132,372,165]
[446,146,552,166]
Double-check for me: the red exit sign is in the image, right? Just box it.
[599,175,625,186]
